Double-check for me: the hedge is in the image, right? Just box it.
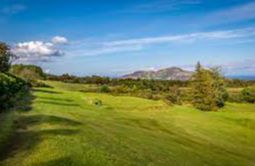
[0,72,30,110]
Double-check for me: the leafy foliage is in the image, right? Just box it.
[0,42,15,72]
[241,87,255,103]
[0,73,29,110]
[211,67,229,108]
[192,63,228,111]
[99,85,111,93]
[165,86,182,105]
[10,64,45,81]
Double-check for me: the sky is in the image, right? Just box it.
[0,0,255,76]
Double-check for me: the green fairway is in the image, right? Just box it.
[1,81,255,166]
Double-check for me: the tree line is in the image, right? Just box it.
[0,42,30,111]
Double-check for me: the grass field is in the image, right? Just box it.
[1,81,255,166]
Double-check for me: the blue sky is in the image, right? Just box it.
[1,0,255,76]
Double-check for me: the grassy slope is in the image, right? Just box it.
[0,81,255,166]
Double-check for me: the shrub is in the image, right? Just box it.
[100,85,111,93]
[0,73,29,110]
[227,93,242,103]
[165,86,182,105]
[241,87,255,103]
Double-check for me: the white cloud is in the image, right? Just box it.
[52,36,68,44]
[12,41,63,62]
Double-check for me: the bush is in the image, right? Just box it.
[99,85,111,93]
[241,87,255,103]
[0,73,29,110]
[165,86,182,105]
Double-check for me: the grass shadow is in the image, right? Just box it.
[37,100,80,107]
[33,89,62,94]
[17,114,82,127]
[16,91,35,112]
[38,96,74,102]
[0,113,81,162]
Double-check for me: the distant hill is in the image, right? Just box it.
[226,75,255,80]
[122,67,193,81]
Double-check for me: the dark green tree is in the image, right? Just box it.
[0,42,15,72]
[192,62,227,111]
[211,67,228,108]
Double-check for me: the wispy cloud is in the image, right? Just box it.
[62,27,255,58]
[222,59,255,75]
[124,0,201,13]
[67,45,143,57]
[1,4,26,15]
[13,27,255,62]
[205,2,255,24]
[104,27,255,47]
[178,59,255,75]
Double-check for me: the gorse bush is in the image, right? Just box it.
[100,85,111,93]
[0,73,29,110]
[241,87,255,103]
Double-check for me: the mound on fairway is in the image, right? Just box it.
[1,81,255,166]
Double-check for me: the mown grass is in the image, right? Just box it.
[0,81,255,166]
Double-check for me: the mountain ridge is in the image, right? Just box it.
[122,67,193,81]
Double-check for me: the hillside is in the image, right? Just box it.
[122,67,193,80]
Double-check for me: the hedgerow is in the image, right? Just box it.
[0,72,30,110]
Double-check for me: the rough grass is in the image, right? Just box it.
[0,81,255,166]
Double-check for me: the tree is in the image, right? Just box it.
[165,85,182,105]
[192,62,227,111]
[0,42,15,72]
[10,64,45,81]
[211,67,228,108]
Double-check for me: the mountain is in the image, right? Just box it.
[122,67,193,81]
